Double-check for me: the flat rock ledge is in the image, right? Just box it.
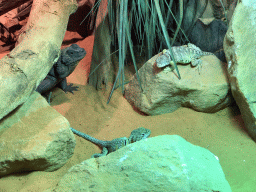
[47,135,231,192]
[125,53,232,116]
[0,92,76,177]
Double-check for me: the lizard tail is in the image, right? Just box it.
[70,127,107,146]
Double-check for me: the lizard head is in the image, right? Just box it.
[58,44,86,78]
[156,49,171,68]
[128,127,151,143]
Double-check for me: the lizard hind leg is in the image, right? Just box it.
[91,147,108,158]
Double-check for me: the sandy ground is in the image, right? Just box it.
[0,33,256,192]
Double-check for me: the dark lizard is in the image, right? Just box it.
[70,127,151,158]
[36,44,86,96]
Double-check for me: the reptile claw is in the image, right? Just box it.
[64,84,78,94]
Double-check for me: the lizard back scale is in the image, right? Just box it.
[156,43,214,69]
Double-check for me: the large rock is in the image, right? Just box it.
[0,0,78,120]
[48,135,231,192]
[0,92,76,177]
[124,52,232,116]
[223,0,256,141]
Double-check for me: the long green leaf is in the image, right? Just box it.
[171,0,183,46]
[80,0,102,25]
[107,0,127,104]
[154,0,181,79]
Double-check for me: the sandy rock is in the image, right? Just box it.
[0,0,78,120]
[223,1,256,142]
[48,135,231,192]
[124,52,232,116]
[0,91,76,177]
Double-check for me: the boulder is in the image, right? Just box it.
[0,91,76,177]
[0,0,78,120]
[124,52,232,116]
[48,135,231,192]
[223,0,256,142]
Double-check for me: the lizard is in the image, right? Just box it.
[36,44,86,99]
[156,43,215,72]
[70,127,151,158]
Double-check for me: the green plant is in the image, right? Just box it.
[86,0,208,103]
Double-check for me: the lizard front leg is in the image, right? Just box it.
[91,147,108,158]
[191,59,202,74]
[58,78,78,94]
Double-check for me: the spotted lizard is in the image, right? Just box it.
[156,43,215,72]
[70,127,151,158]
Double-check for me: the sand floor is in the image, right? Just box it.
[0,35,256,192]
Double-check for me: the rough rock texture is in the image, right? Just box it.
[0,91,76,177]
[47,135,231,192]
[124,53,232,116]
[0,0,78,120]
[0,0,30,17]
[223,0,256,142]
